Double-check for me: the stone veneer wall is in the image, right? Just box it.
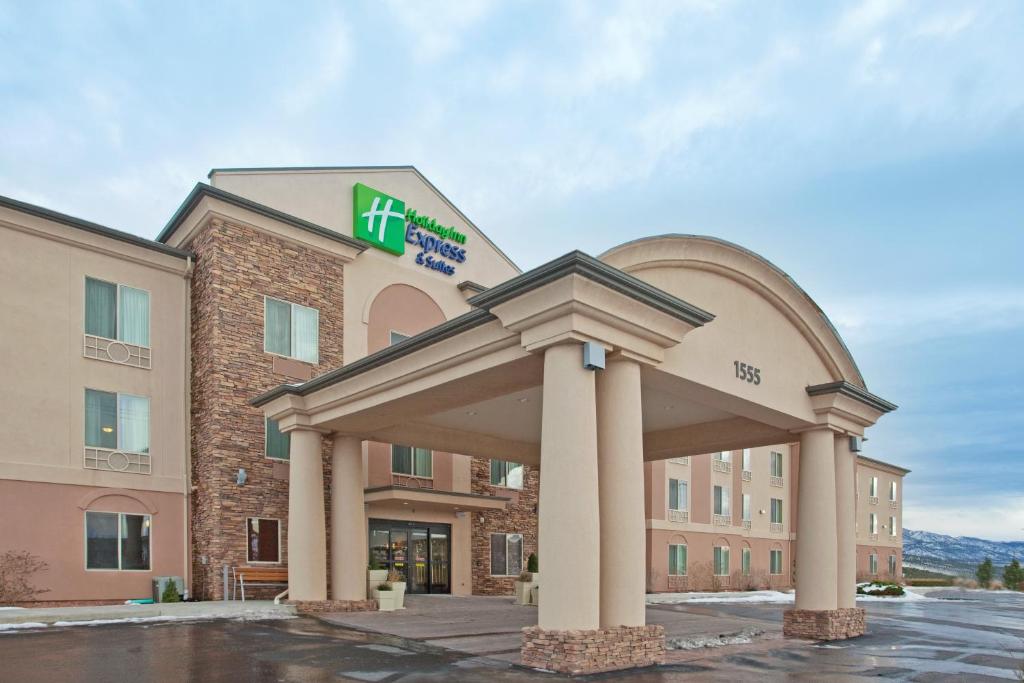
[521,625,666,675]
[470,458,539,595]
[189,218,345,600]
[783,607,866,640]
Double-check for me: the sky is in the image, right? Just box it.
[1,1,1022,540]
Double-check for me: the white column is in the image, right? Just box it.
[596,357,646,627]
[794,427,838,611]
[331,436,366,601]
[538,343,600,631]
[287,427,327,601]
[834,434,857,609]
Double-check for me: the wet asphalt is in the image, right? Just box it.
[0,591,1020,682]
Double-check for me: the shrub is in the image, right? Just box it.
[517,571,533,582]
[976,557,994,588]
[0,550,49,603]
[161,579,181,603]
[857,581,904,597]
[368,555,383,571]
[1003,559,1023,591]
[527,553,538,573]
[386,569,404,583]
[376,582,393,591]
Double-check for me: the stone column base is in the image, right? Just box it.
[783,607,866,640]
[287,599,377,614]
[521,625,665,675]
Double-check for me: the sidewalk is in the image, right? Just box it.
[0,600,295,629]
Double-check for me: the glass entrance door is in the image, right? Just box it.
[369,519,451,594]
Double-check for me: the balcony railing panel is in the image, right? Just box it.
[84,447,151,475]
[83,334,151,369]
[668,509,689,523]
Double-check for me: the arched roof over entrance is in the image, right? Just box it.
[600,235,866,389]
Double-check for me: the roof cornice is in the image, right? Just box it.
[856,454,911,475]
[806,380,897,414]
[468,250,715,328]
[251,308,497,407]
[157,183,368,252]
[0,194,191,259]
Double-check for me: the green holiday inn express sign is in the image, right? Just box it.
[353,182,468,276]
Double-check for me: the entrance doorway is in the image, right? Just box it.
[369,519,451,594]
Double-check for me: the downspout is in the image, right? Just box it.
[183,254,194,597]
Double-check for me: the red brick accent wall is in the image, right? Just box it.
[188,218,345,599]
[470,458,539,595]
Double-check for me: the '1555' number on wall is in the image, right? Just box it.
[734,361,762,385]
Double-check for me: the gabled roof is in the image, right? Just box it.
[204,165,521,273]
[157,182,368,252]
[0,193,191,259]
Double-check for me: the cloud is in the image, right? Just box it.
[904,497,1024,541]
[829,287,1024,347]
[385,0,495,63]
[284,13,353,115]
[833,0,905,43]
[912,9,977,40]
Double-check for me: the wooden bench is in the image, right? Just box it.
[232,566,288,602]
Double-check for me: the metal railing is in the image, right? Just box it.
[770,476,784,488]
[769,522,783,534]
[741,470,752,481]
[669,457,689,465]
[713,514,731,526]
[84,334,151,369]
[869,496,879,505]
[392,474,434,489]
[84,447,151,474]
[712,460,732,474]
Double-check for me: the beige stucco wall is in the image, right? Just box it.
[0,210,190,494]
[855,459,904,550]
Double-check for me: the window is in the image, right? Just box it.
[741,547,751,575]
[741,449,751,472]
[668,544,687,576]
[392,445,432,477]
[85,277,150,346]
[85,389,149,453]
[265,418,290,461]
[714,451,731,462]
[713,486,730,516]
[490,533,523,576]
[490,460,524,489]
[669,479,688,510]
[869,553,878,575]
[389,331,410,345]
[889,516,897,537]
[85,511,150,570]
[246,518,281,563]
[742,494,751,521]
[770,498,783,524]
[889,481,897,501]
[869,476,878,498]
[869,513,878,534]
[770,451,783,478]
[888,555,897,576]
[770,549,783,575]
[264,297,319,363]
[713,546,730,576]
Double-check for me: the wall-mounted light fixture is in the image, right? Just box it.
[582,341,605,370]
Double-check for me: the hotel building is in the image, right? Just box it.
[0,166,902,672]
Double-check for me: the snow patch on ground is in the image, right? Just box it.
[648,589,933,605]
[0,622,48,632]
[667,628,765,650]
[0,607,26,611]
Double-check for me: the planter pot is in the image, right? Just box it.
[373,589,398,612]
[367,569,388,598]
[391,581,407,609]
[514,581,532,606]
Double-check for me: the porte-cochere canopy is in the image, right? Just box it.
[253,237,895,674]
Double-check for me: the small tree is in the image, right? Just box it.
[976,557,994,589]
[1003,559,1023,591]
[527,553,538,573]
[0,550,49,603]
[161,579,181,603]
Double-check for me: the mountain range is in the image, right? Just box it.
[903,529,1024,577]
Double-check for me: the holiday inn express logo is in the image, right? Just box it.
[353,182,407,255]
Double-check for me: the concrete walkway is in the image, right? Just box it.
[0,600,295,627]
[320,594,781,665]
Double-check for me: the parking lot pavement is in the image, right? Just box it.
[0,592,1020,682]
